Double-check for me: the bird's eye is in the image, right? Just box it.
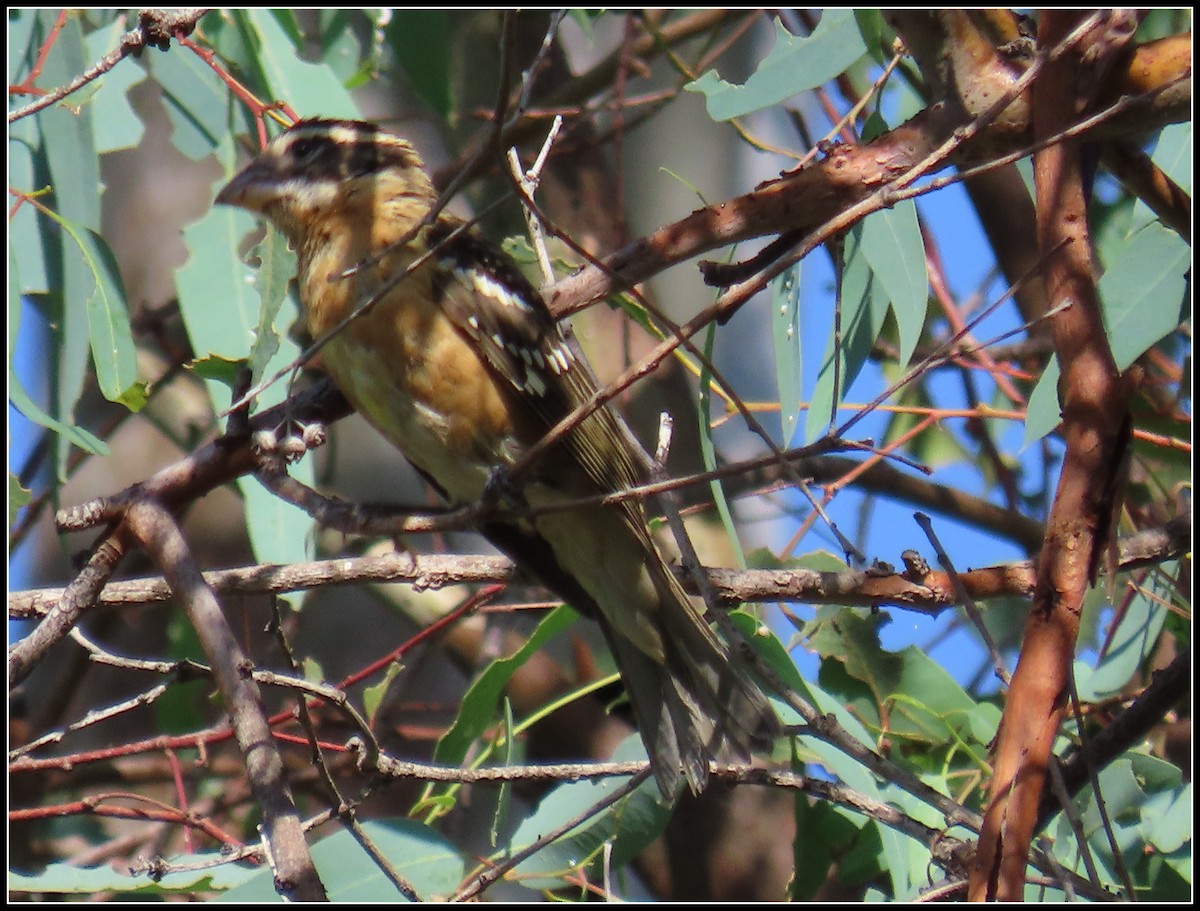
[289,137,326,163]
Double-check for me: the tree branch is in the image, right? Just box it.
[123,499,326,902]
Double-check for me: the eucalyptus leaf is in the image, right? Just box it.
[687,12,866,121]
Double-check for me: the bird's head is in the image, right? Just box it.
[216,118,436,246]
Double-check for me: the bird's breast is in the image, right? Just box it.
[302,251,520,504]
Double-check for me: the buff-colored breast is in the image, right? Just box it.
[299,221,518,504]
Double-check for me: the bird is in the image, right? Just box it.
[216,118,778,797]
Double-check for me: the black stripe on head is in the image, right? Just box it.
[280,119,424,182]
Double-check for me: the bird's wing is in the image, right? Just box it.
[425,218,645,500]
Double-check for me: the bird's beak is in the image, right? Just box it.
[214,170,246,207]
[215,161,274,212]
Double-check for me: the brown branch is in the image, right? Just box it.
[7,9,211,123]
[373,752,981,886]
[914,512,1011,685]
[1101,139,1191,242]
[54,379,350,534]
[11,380,350,690]
[123,499,326,902]
[11,516,1187,621]
[544,26,1189,318]
[431,9,745,187]
[11,792,246,850]
[7,9,67,98]
[696,447,1046,553]
[453,768,654,901]
[969,11,1141,901]
[8,532,128,687]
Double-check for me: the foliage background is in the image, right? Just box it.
[8,8,1191,901]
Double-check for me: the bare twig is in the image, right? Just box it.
[12,516,1188,621]
[9,532,127,687]
[914,512,1011,685]
[8,9,211,123]
[124,499,326,902]
[452,768,654,901]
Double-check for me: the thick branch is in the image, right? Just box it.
[12,516,1187,620]
[970,11,1140,901]
[546,28,1189,317]
[124,500,326,902]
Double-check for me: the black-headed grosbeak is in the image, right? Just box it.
[216,118,777,797]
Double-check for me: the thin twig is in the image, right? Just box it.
[8,9,211,123]
[452,768,654,901]
[914,512,1011,686]
[124,499,325,902]
[1064,670,1137,901]
[12,516,1188,621]
[270,599,419,901]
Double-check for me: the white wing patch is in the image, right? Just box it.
[443,260,572,397]
[547,345,572,374]
[455,266,535,314]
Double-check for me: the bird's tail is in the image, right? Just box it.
[484,512,779,798]
[605,556,779,797]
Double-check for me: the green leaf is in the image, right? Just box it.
[686,11,866,121]
[239,477,315,589]
[7,126,51,295]
[246,229,296,383]
[36,214,143,409]
[885,647,981,754]
[1080,759,1165,861]
[199,9,260,90]
[219,819,466,901]
[1027,219,1188,446]
[314,10,375,86]
[243,9,360,118]
[38,17,99,230]
[771,264,804,447]
[1098,222,1189,372]
[387,11,454,118]
[8,252,108,457]
[6,357,108,458]
[852,9,892,65]
[189,354,249,387]
[147,44,233,160]
[1023,355,1061,446]
[1122,120,1190,237]
[791,797,863,899]
[489,699,517,848]
[178,140,271,413]
[810,607,898,709]
[1074,565,1170,700]
[753,618,915,898]
[6,7,39,84]
[180,137,315,573]
[806,228,890,441]
[433,606,578,767]
[1149,121,1192,196]
[965,702,1002,748]
[363,661,404,726]
[699,322,746,568]
[9,472,33,528]
[265,8,304,45]
[37,10,101,476]
[84,20,147,152]
[9,856,251,896]
[505,736,672,890]
[860,200,928,368]
[1141,783,1191,854]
